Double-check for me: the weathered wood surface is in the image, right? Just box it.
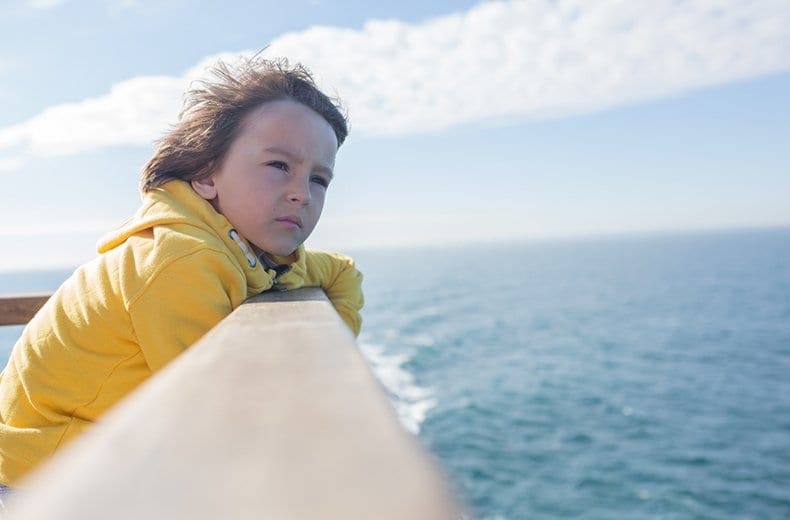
[0,294,51,326]
[7,287,464,519]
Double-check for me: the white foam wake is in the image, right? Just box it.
[358,342,437,435]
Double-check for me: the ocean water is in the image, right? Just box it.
[2,228,790,519]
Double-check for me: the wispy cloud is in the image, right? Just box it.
[2,0,789,170]
[28,0,67,9]
[0,76,184,158]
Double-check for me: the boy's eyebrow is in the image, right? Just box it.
[264,146,334,178]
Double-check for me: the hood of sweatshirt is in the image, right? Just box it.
[96,180,308,295]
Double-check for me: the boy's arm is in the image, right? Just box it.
[304,251,364,337]
[128,249,244,373]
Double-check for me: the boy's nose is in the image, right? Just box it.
[287,178,311,205]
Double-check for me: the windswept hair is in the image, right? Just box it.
[140,56,348,192]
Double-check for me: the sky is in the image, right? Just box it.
[1,0,789,271]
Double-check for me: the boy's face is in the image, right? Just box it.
[192,99,338,257]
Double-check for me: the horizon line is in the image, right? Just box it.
[1,223,788,276]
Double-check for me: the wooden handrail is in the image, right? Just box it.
[7,288,464,519]
[0,294,51,326]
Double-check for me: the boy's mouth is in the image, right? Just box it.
[275,216,303,228]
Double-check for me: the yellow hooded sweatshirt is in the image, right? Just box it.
[0,180,363,486]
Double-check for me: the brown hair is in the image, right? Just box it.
[140,56,348,192]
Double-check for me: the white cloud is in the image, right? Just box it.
[0,76,185,158]
[2,0,790,169]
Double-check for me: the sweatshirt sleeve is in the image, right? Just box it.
[128,248,244,372]
[304,251,364,337]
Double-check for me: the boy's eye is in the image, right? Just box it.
[311,175,329,188]
[268,161,288,171]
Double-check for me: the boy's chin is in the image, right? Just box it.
[252,242,299,260]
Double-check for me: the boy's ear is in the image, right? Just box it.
[191,176,218,201]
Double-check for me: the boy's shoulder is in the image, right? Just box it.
[97,184,247,282]
[152,221,235,267]
[92,221,245,305]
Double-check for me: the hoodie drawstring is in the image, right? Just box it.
[228,229,258,268]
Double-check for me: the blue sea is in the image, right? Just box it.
[2,228,790,519]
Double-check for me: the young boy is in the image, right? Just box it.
[0,57,363,488]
